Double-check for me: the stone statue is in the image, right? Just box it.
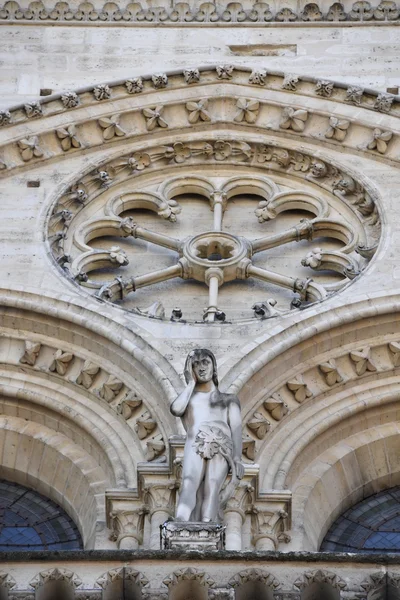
[170,349,244,522]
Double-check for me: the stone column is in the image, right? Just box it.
[224,509,243,551]
[142,482,176,549]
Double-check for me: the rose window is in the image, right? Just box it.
[48,148,380,323]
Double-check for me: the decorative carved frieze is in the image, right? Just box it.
[143,106,168,130]
[281,74,299,91]
[280,107,308,132]
[234,98,259,123]
[318,359,343,386]
[24,101,42,118]
[98,114,126,140]
[293,570,347,592]
[216,65,234,79]
[228,569,281,590]
[374,92,395,112]
[49,349,74,375]
[20,341,41,366]
[75,360,100,388]
[349,347,377,375]
[247,412,271,439]
[152,73,168,89]
[367,128,393,154]
[0,110,11,126]
[93,84,111,101]
[315,79,334,97]
[125,77,143,94]
[30,568,82,589]
[61,91,80,108]
[56,125,82,151]
[263,395,289,420]
[97,375,124,402]
[186,99,211,123]
[96,567,148,588]
[1,0,400,24]
[345,85,364,105]
[286,375,313,403]
[249,70,267,85]
[163,567,215,588]
[183,68,200,84]
[325,116,350,141]
[17,136,43,161]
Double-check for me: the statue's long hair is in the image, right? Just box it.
[184,348,219,387]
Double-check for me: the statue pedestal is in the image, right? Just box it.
[161,521,225,551]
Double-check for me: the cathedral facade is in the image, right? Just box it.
[0,2,400,597]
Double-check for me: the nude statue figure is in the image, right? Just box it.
[170,349,244,523]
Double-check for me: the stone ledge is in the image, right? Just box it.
[1,550,400,564]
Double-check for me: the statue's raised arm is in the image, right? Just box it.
[170,348,243,523]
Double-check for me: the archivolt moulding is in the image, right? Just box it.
[0,66,399,176]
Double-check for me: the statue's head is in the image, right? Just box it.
[185,348,218,387]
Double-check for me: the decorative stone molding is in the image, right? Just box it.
[247,412,271,439]
[315,80,334,97]
[30,568,82,590]
[97,375,124,402]
[186,99,211,123]
[163,567,215,589]
[282,74,299,91]
[249,70,267,86]
[56,125,82,151]
[93,84,111,101]
[349,347,377,375]
[234,98,260,123]
[263,395,289,420]
[367,128,393,154]
[228,569,281,590]
[75,360,100,388]
[0,110,11,126]
[20,340,41,366]
[49,349,74,375]
[152,73,168,89]
[346,86,364,105]
[125,77,143,94]
[96,567,148,588]
[0,572,16,591]
[1,0,400,24]
[293,570,347,592]
[17,136,43,161]
[98,114,126,140]
[286,375,313,403]
[24,101,42,118]
[61,91,80,108]
[318,359,343,386]
[142,105,168,130]
[183,68,200,84]
[280,107,308,131]
[374,92,395,113]
[216,65,234,79]
[325,116,350,141]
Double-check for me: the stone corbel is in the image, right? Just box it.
[105,490,147,549]
[250,491,292,550]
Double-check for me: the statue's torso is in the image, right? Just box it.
[183,390,230,439]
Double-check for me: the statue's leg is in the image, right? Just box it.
[201,454,229,522]
[176,449,205,521]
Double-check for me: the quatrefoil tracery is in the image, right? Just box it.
[64,174,366,322]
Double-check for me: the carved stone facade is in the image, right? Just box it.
[1,0,400,595]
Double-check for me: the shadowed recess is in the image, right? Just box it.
[0,480,82,550]
[321,486,400,553]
